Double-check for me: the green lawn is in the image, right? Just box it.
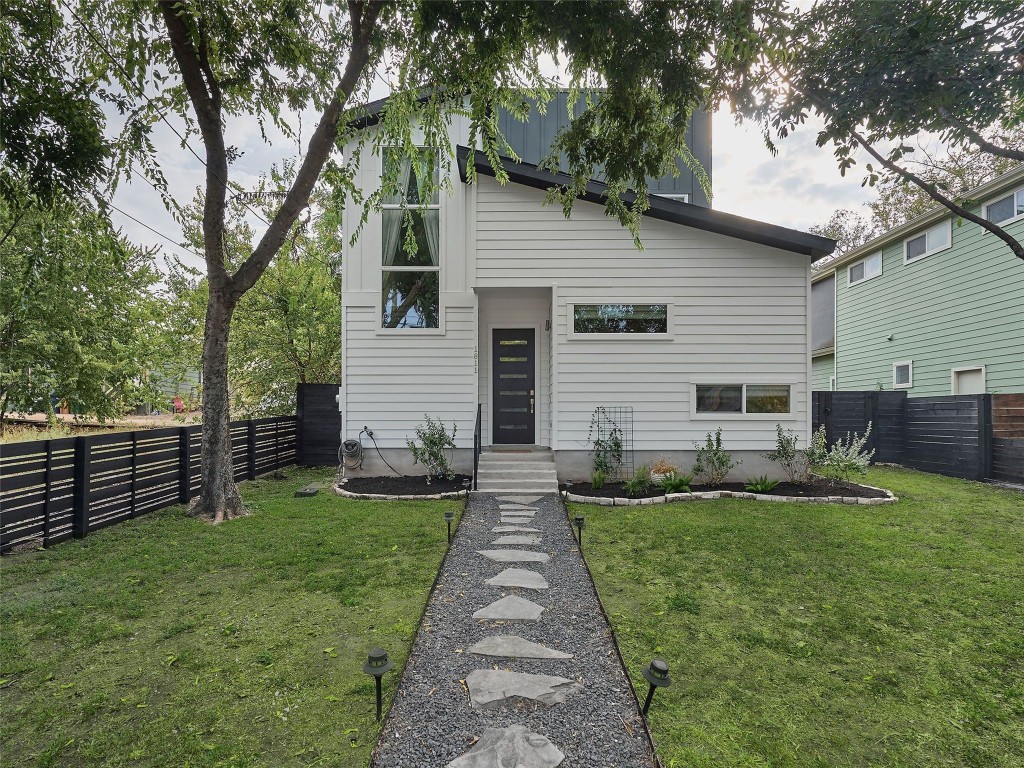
[1,468,458,767]
[575,467,1024,768]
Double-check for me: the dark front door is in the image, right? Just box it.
[492,328,536,444]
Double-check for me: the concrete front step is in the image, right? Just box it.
[475,488,558,495]
[479,452,554,463]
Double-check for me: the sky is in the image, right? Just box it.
[109,83,876,273]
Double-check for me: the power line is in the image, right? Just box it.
[107,201,203,261]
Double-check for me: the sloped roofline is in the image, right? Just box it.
[455,146,836,259]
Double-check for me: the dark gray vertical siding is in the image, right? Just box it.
[497,95,712,208]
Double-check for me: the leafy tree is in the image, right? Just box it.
[809,209,878,259]
[746,0,1024,261]
[0,192,162,429]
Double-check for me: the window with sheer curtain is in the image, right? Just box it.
[381,151,440,329]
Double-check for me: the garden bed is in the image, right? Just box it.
[569,477,889,501]
[337,474,471,498]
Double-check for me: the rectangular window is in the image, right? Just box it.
[655,193,690,203]
[695,384,791,415]
[904,220,951,263]
[985,187,1024,224]
[572,304,669,334]
[848,252,882,286]
[381,150,440,329]
[893,361,913,389]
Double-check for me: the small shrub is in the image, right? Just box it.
[651,457,676,475]
[817,422,875,483]
[622,465,654,497]
[660,471,693,494]
[745,474,781,493]
[406,415,457,483]
[692,428,740,487]
[805,425,829,468]
[763,424,813,483]
[591,469,606,490]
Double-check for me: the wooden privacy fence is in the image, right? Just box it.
[296,383,341,467]
[812,392,1024,483]
[0,417,296,552]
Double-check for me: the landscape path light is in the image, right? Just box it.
[573,515,585,549]
[641,658,672,716]
[363,647,393,721]
[444,510,455,544]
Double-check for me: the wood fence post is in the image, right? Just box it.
[129,432,138,518]
[868,391,880,461]
[980,393,993,480]
[247,421,257,481]
[274,419,281,470]
[296,386,305,466]
[73,437,91,539]
[179,427,191,503]
[43,440,53,545]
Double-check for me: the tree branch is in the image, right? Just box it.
[849,128,1024,262]
[232,0,384,296]
[938,108,1024,163]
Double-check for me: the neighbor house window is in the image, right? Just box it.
[848,252,882,286]
[985,186,1024,224]
[572,304,669,334]
[381,150,440,329]
[904,220,951,263]
[695,384,791,414]
[893,361,913,389]
[655,193,690,203]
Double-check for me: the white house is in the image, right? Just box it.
[338,101,835,482]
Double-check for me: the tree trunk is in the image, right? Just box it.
[193,287,243,523]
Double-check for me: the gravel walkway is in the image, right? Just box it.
[370,493,656,767]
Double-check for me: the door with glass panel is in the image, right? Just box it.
[492,329,536,444]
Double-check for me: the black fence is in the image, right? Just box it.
[0,417,296,552]
[811,392,1019,483]
[296,384,341,466]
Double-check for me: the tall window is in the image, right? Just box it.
[381,150,440,329]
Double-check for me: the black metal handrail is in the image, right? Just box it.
[472,404,482,491]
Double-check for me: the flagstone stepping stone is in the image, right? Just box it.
[478,549,549,564]
[486,568,548,590]
[492,525,540,533]
[499,504,539,511]
[468,635,573,660]
[497,496,545,504]
[498,508,535,516]
[466,669,581,710]
[473,595,545,622]
[445,724,565,768]
[500,514,536,522]
[491,534,542,545]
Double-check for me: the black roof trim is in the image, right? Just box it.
[455,146,836,259]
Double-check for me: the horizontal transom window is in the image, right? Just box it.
[695,384,791,414]
[572,303,669,334]
[986,186,1024,224]
[904,220,951,263]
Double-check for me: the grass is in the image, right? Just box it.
[1,467,458,767]
[574,467,1024,768]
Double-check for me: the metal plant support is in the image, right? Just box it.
[592,406,634,481]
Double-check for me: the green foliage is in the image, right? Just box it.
[406,415,457,483]
[587,409,623,478]
[622,465,654,498]
[0,467,450,767]
[814,423,876,483]
[660,471,693,495]
[745,474,781,493]
[0,193,163,425]
[692,428,740,487]
[763,423,812,483]
[591,469,606,491]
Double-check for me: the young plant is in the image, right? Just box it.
[587,408,624,479]
[745,474,781,493]
[660,470,693,494]
[406,415,457,484]
[651,457,676,476]
[692,428,740,487]
[762,423,813,483]
[622,465,654,497]
[817,422,875,483]
[591,469,606,490]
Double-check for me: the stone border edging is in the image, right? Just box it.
[333,484,468,501]
[565,484,897,507]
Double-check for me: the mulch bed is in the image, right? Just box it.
[339,474,471,495]
[567,477,889,500]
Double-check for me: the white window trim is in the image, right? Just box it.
[655,192,690,203]
[379,149,444,334]
[984,186,1024,226]
[689,379,797,420]
[893,360,913,389]
[903,219,952,264]
[567,300,674,341]
[848,251,883,287]
[950,365,986,395]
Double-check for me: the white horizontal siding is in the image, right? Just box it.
[475,176,811,451]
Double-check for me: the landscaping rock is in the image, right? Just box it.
[478,549,550,564]
[445,725,565,768]
[466,669,581,710]
[468,635,573,660]
[473,595,546,622]
[486,568,549,590]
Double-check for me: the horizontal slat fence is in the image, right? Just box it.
[992,393,1024,483]
[812,390,906,464]
[902,395,991,481]
[296,384,342,466]
[1,417,296,552]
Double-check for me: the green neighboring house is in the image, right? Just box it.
[812,166,1024,396]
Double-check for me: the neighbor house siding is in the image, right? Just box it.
[813,354,835,391]
[834,212,1024,396]
[474,176,810,451]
